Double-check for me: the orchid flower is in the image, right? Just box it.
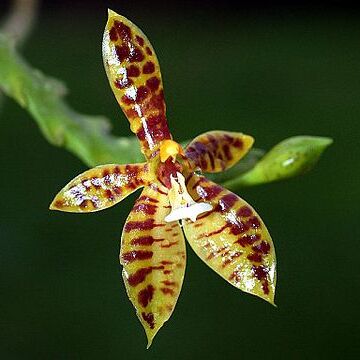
[50,10,276,348]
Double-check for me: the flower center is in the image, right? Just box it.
[164,172,212,223]
[159,140,184,163]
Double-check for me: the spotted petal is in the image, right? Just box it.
[185,131,254,173]
[183,173,276,304]
[103,10,171,159]
[120,184,186,347]
[50,163,149,212]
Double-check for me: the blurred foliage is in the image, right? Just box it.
[0,33,331,190]
[0,34,141,165]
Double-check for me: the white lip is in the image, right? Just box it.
[164,202,213,223]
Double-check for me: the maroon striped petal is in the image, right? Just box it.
[183,173,276,304]
[103,10,171,159]
[50,163,148,212]
[185,131,254,173]
[120,184,186,347]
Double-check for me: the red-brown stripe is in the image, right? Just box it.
[252,265,269,281]
[208,151,215,169]
[237,205,253,218]
[200,224,228,238]
[53,200,64,208]
[138,285,155,307]
[137,195,159,203]
[161,280,177,286]
[185,173,192,186]
[105,189,115,201]
[246,216,261,229]
[127,267,153,286]
[161,288,175,295]
[229,270,242,282]
[143,61,155,74]
[252,241,271,254]
[142,312,155,329]
[161,241,178,248]
[262,280,270,294]
[233,138,243,148]
[223,144,232,160]
[133,203,157,215]
[218,193,238,211]
[201,184,223,200]
[152,186,168,195]
[222,251,243,268]
[124,219,163,232]
[135,35,144,46]
[121,250,153,264]
[160,260,173,265]
[206,246,228,260]
[191,178,203,190]
[127,266,164,287]
[229,221,250,235]
[235,234,260,247]
[131,236,162,246]
[247,253,262,263]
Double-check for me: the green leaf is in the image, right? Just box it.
[0,33,144,167]
[223,136,333,190]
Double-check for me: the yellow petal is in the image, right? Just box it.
[103,9,171,159]
[185,131,254,173]
[183,173,276,304]
[120,184,186,347]
[50,163,148,213]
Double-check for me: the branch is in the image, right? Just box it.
[1,0,40,47]
[0,33,143,166]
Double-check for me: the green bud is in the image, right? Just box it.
[223,136,333,189]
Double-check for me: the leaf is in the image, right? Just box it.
[0,33,144,167]
[223,136,333,189]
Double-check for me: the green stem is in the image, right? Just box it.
[0,33,144,166]
[1,0,40,47]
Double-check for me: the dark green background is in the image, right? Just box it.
[1,1,359,358]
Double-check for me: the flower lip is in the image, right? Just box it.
[165,172,213,222]
[164,201,213,223]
